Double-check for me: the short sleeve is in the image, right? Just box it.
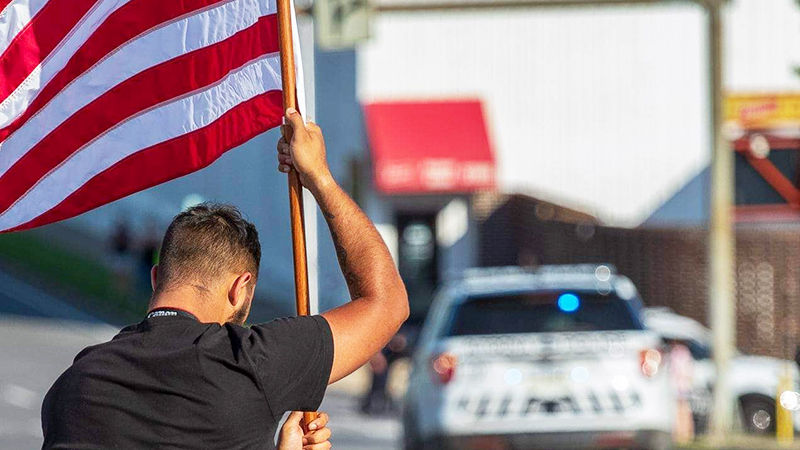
[245,315,334,417]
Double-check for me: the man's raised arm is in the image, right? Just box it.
[278,109,409,384]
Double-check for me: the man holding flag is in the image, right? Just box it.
[41,108,410,448]
[0,0,409,446]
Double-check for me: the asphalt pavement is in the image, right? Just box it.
[320,390,402,450]
[0,317,117,449]
[0,268,401,449]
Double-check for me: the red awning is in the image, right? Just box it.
[363,100,496,194]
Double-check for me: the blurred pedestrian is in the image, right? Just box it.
[110,218,131,256]
[41,110,409,449]
[668,339,695,444]
[362,351,390,414]
[361,332,408,414]
[109,217,132,293]
[793,344,800,372]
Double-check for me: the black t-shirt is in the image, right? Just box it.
[41,312,334,449]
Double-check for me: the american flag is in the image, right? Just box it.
[0,0,302,232]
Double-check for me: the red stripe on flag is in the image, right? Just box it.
[0,0,98,104]
[3,90,283,233]
[0,0,226,141]
[0,0,14,15]
[0,14,279,216]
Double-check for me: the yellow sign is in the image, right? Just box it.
[725,93,800,129]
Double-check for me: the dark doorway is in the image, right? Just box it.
[397,212,438,325]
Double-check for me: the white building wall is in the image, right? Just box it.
[726,0,800,92]
[358,0,800,226]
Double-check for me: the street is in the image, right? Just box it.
[0,269,400,449]
[320,391,401,449]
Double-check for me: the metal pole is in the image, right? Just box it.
[706,0,736,440]
[297,13,319,315]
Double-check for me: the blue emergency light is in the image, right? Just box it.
[557,293,580,313]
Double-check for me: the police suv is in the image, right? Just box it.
[403,265,675,450]
[643,307,800,435]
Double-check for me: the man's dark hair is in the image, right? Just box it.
[155,203,261,293]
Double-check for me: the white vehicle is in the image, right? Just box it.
[403,265,675,450]
[643,307,800,435]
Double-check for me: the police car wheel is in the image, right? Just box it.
[741,397,776,434]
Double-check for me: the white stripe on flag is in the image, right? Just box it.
[0,0,131,128]
[0,0,49,56]
[0,0,275,177]
[0,53,282,230]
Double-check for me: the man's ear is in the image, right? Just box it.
[150,265,159,292]
[228,272,253,307]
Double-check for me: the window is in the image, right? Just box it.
[445,292,642,336]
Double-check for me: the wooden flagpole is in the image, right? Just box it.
[276,0,317,428]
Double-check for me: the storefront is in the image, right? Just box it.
[724,93,800,223]
[360,99,496,323]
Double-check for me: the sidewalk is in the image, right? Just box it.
[680,435,800,449]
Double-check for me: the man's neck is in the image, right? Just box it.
[148,287,222,324]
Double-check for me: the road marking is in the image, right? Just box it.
[1,383,38,410]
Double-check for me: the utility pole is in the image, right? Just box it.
[705,0,736,440]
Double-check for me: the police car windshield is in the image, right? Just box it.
[445,292,642,336]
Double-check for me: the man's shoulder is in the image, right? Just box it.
[71,319,214,361]
[244,315,331,343]
[241,315,333,361]
[68,326,133,364]
[248,315,330,331]
[70,321,148,361]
